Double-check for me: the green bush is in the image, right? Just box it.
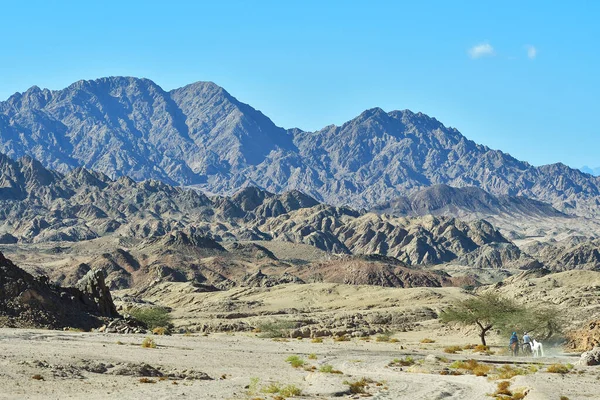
[129,307,172,330]
[256,320,296,338]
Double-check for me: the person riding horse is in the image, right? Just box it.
[509,332,519,356]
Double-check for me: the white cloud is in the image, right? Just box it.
[468,43,495,59]
[526,45,537,59]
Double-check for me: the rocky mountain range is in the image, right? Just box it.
[1,77,600,217]
[0,150,548,291]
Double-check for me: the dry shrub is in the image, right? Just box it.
[141,337,156,348]
[495,365,528,379]
[495,381,512,396]
[440,369,463,376]
[420,338,435,343]
[375,333,392,342]
[311,337,323,343]
[547,363,572,374]
[139,378,156,384]
[444,345,462,354]
[449,359,491,376]
[319,364,342,374]
[463,344,477,350]
[389,356,415,367]
[152,326,170,336]
[344,378,374,394]
[333,335,350,342]
[31,374,44,380]
[308,353,317,360]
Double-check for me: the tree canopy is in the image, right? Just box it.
[439,292,563,346]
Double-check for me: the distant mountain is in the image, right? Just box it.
[2,77,600,216]
[581,166,600,176]
[0,151,534,271]
[372,184,567,219]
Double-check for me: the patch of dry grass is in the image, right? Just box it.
[344,377,375,394]
[547,363,573,374]
[333,335,350,342]
[420,338,435,343]
[449,359,491,376]
[389,356,415,367]
[319,364,342,374]
[443,345,462,354]
[141,337,156,349]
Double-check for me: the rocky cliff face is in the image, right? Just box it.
[0,252,117,329]
[1,77,599,217]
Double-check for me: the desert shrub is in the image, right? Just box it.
[31,374,44,380]
[463,344,477,350]
[129,306,172,330]
[262,382,281,394]
[494,365,528,379]
[141,337,156,349]
[285,355,305,368]
[560,396,570,400]
[152,326,170,336]
[444,345,462,354]
[420,338,435,343]
[375,332,393,342]
[311,337,323,343]
[547,363,572,374]
[440,369,463,376]
[319,364,342,374]
[449,359,491,376]
[333,335,350,342]
[344,378,373,394]
[495,381,512,396]
[389,356,415,367]
[256,320,295,338]
[279,384,302,397]
[247,377,260,395]
[308,353,317,360]
[139,377,156,384]
[257,381,302,397]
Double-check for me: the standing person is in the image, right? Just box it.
[509,332,519,356]
[522,332,532,355]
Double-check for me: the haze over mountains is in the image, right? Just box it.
[1,77,599,218]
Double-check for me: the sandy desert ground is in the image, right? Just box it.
[0,322,592,400]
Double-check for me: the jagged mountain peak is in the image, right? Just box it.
[1,77,599,217]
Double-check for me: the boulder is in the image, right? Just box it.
[579,347,600,366]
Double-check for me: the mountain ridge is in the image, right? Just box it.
[1,76,599,217]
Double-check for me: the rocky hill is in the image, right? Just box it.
[0,151,549,289]
[1,77,600,217]
[0,251,117,329]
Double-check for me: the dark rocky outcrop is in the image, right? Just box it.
[0,252,118,329]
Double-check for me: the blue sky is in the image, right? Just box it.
[1,0,598,168]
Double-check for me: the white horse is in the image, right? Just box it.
[530,339,544,357]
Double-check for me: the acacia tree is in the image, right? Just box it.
[439,292,523,346]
